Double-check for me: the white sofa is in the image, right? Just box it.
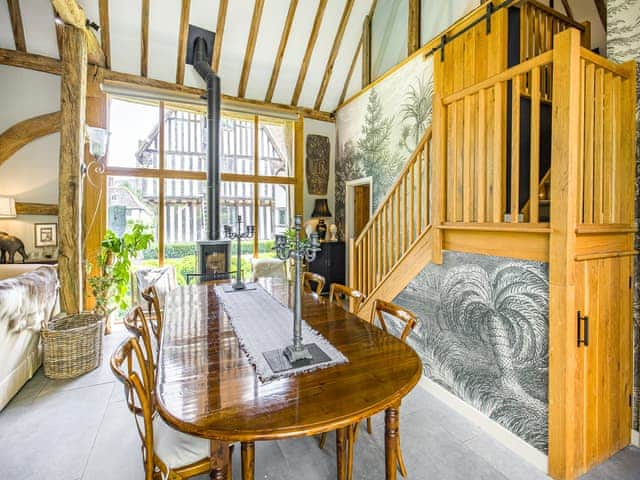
[0,264,59,411]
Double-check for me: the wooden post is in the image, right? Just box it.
[548,28,582,480]
[58,25,87,314]
[430,93,446,265]
[408,0,420,55]
[362,15,371,87]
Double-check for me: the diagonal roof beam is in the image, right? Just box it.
[560,0,574,20]
[7,0,26,52]
[291,0,327,106]
[338,37,361,107]
[212,0,228,72]
[314,0,355,111]
[238,0,265,98]
[593,0,606,31]
[99,0,110,69]
[141,0,149,77]
[50,0,105,66]
[265,0,298,103]
[175,0,191,84]
[53,5,64,57]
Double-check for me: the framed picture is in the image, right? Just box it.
[34,223,58,248]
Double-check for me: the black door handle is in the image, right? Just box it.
[577,311,589,347]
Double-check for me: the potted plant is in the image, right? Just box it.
[87,223,154,333]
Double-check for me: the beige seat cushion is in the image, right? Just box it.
[153,415,209,470]
[251,258,286,281]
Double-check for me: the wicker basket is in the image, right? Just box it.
[41,313,105,379]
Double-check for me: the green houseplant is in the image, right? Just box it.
[87,224,154,325]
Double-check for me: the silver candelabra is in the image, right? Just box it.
[274,215,321,363]
[224,215,255,290]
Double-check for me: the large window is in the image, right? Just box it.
[105,97,296,284]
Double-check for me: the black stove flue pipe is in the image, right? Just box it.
[192,36,221,240]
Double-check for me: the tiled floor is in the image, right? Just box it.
[1,327,639,480]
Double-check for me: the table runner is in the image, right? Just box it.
[215,284,348,382]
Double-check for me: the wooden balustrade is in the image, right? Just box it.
[577,48,636,226]
[440,51,553,225]
[351,128,432,297]
[520,0,589,100]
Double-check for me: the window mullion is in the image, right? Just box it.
[158,101,165,266]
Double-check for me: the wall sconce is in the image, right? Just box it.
[84,126,110,182]
[0,196,16,218]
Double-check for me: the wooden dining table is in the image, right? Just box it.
[155,278,422,479]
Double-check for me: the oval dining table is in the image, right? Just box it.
[155,278,422,480]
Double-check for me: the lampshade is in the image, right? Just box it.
[0,196,16,218]
[86,126,110,159]
[311,198,332,218]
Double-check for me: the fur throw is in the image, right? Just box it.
[0,266,59,332]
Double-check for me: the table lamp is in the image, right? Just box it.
[311,198,331,240]
[0,196,16,218]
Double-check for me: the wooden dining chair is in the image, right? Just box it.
[318,283,367,451]
[111,336,233,480]
[347,299,418,479]
[141,285,162,341]
[303,272,325,296]
[123,306,157,381]
[328,283,366,314]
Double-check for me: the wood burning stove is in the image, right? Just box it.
[196,240,231,281]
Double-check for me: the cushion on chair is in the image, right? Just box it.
[153,415,209,469]
[133,267,177,309]
[251,258,286,281]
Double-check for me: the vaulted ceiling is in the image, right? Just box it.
[0,0,375,114]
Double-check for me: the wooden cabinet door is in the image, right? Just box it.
[574,255,633,471]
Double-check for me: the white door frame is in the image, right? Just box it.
[345,176,373,242]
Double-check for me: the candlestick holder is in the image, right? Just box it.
[274,215,321,363]
[223,215,255,290]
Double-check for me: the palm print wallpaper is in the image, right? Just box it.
[607,0,640,431]
[393,253,550,452]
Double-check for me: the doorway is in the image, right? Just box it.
[345,177,373,243]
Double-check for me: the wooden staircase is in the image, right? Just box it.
[348,128,433,319]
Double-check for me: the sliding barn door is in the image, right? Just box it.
[574,255,633,469]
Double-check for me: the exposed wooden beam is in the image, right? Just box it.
[0,49,335,122]
[0,112,61,167]
[212,0,228,72]
[265,0,298,103]
[15,202,59,216]
[593,0,606,31]
[313,0,355,111]
[238,0,265,98]
[7,0,26,52]
[99,0,110,68]
[291,0,327,106]
[141,0,150,77]
[362,14,371,87]
[0,48,63,74]
[339,38,362,106]
[53,6,64,57]
[560,0,574,20]
[175,0,191,84]
[50,0,105,66]
[58,24,87,314]
[408,0,420,54]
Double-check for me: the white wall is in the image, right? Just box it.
[302,119,336,229]
[0,65,60,256]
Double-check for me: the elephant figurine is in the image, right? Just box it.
[0,233,28,264]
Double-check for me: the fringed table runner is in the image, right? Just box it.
[215,284,348,382]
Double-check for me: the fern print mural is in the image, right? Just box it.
[607,0,640,431]
[393,252,550,452]
[335,55,434,236]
